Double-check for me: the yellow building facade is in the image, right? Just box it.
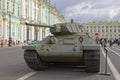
[83,22,120,39]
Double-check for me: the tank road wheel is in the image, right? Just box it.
[84,50,100,72]
[24,50,46,71]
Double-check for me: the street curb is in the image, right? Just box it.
[0,44,27,48]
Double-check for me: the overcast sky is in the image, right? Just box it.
[51,0,120,23]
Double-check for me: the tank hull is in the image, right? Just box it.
[38,52,83,62]
[22,22,101,72]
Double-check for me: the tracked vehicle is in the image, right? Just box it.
[22,20,100,72]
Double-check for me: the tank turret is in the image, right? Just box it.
[25,21,85,35]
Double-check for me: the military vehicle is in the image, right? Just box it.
[22,20,100,72]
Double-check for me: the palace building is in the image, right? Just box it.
[0,0,66,43]
[83,21,120,39]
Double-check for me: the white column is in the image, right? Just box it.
[24,26,27,41]
[45,28,50,37]
[37,31,40,41]
[3,16,8,40]
[3,21,7,40]
[1,20,3,38]
[20,26,24,42]
[21,0,25,18]
[43,8,45,23]
[31,0,34,20]
[3,0,7,13]
[39,28,42,41]
[41,7,43,23]
[31,26,34,40]
[2,0,7,40]
[28,0,31,20]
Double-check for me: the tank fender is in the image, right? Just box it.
[35,44,44,54]
[22,44,43,52]
[22,45,36,50]
[82,44,100,50]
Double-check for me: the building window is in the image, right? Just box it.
[102,30,104,32]
[98,26,100,28]
[34,10,36,20]
[114,26,116,28]
[114,30,116,32]
[26,8,27,17]
[18,6,20,16]
[106,30,108,32]
[91,30,92,33]
[12,27,15,37]
[106,26,108,28]
[110,30,112,32]
[106,35,108,37]
[94,26,96,28]
[98,30,100,32]
[119,26,120,28]
[110,26,112,28]
[7,1,9,10]
[13,3,15,14]
[7,25,9,38]
[102,26,104,28]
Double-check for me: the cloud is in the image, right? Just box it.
[64,1,120,23]
[51,0,120,23]
[108,6,120,19]
[65,3,92,17]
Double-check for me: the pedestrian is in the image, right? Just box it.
[18,41,20,45]
[109,38,113,47]
[118,38,120,46]
[13,41,15,46]
[16,40,18,45]
[31,40,35,45]
[1,40,4,48]
[99,38,103,46]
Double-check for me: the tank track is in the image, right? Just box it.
[24,50,46,71]
[84,50,100,72]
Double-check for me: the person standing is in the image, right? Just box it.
[118,38,120,46]
[1,40,4,48]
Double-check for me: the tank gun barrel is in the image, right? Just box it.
[25,21,88,35]
[25,23,53,28]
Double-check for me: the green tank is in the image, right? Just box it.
[22,20,100,72]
